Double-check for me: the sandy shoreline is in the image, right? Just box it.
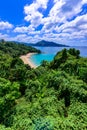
[20,53,37,68]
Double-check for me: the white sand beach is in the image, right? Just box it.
[20,53,37,68]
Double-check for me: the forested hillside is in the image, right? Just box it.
[0,41,87,130]
[0,40,40,57]
[29,40,69,47]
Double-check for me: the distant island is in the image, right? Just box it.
[28,40,69,47]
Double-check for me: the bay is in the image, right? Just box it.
[30,46,87,67]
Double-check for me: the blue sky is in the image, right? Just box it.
[0,0,87,46]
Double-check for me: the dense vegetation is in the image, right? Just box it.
[0,39,40,57]
[0,41,87,130]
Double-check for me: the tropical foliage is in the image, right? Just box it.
[0,41,87,130]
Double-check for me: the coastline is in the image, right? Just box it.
[20,53,37,68]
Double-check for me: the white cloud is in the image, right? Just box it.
[41,0,87,32]
[14,25,34,33]
[57,14,87,34]
[11,34,42,43]
[36,0,49,9]
[52,0,86,20]
[14,25,41,35]
[0,33,9,39]
[0,21,13,30]
[79,24,87,30]
[24,0,49,27]
[82,0,87,4]
[24,5,43,27]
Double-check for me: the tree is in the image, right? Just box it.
[1,39,5,44]
[0,78,20,123]
[61,48,68,61]
[76,50,80,58]
[79,67,87,83]
[41,60,49,67]
[64,88,70,107]
[68,48,80,58]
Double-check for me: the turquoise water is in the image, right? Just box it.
[30,46,87,67]
[30,53,54,66]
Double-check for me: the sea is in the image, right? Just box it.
[29,46,87,67]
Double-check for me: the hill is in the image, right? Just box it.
[0,40,87,130]
[0,40,41,57]
[29,40,69,47]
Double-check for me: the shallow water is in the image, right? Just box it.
[30,46,87,66]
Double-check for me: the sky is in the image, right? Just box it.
[0,0,87,46]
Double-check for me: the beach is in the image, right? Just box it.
[20,53,37,68]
